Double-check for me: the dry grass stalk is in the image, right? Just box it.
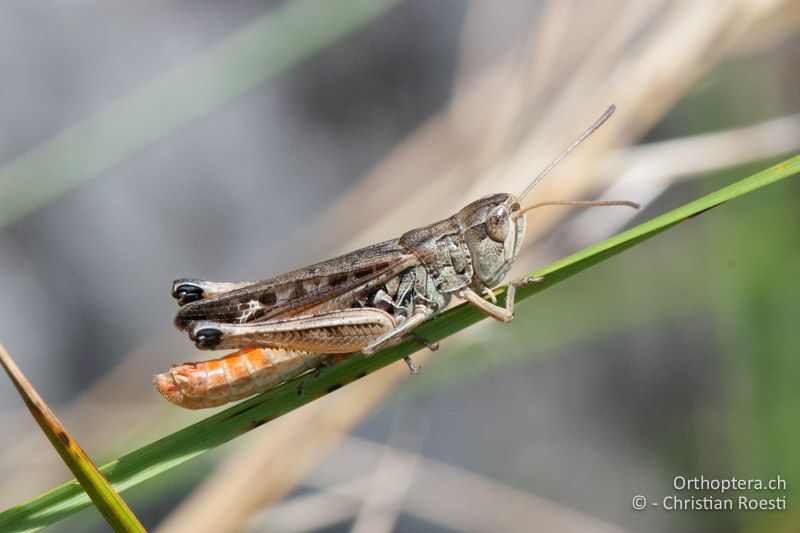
[156,1,799,531]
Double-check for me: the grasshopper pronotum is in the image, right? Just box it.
[155,106,638,408]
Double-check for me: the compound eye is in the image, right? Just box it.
[486,205,510,243]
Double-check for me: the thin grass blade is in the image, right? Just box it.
[1,154,799,531]
[0,344,145,532]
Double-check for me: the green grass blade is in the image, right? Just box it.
[2,154,798,531]
[0,0,401,228]
[0,344,145,533]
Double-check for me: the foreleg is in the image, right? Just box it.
[457,275,544,323]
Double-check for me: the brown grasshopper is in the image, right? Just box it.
[155,105,638,408]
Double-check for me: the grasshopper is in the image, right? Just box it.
[155,105,638,409]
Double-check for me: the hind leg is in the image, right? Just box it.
[172,279,257,305]
[186,308,398,352]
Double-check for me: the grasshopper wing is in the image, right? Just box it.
[174,239,416,331]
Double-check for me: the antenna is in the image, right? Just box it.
[519,199,640,216]
[519,105,616,201]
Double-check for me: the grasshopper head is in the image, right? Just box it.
[457,193,525,289]
[452,106,630,292]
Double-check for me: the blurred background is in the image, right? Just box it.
[1,1,799,531]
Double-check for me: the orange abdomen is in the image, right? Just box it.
[155,348,329,409]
